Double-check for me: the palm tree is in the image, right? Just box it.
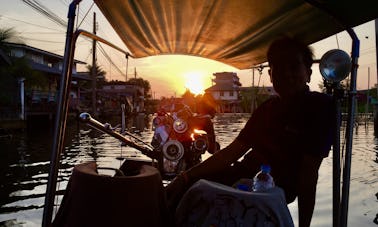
[0,28,17,52]
[0,28,18,106]
[127,77,151,99]
[0,27,40,108]
[86,64,107,88]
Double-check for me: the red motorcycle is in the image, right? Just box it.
[79,103,218,179]
[151,103,218,178]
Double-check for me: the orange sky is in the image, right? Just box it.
[1,0,376,98]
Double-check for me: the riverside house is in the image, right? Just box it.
[0,42,89,127]
[205,72,242,113]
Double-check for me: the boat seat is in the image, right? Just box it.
[175,179,294,227]
[52,161,171,227]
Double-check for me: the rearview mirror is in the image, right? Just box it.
[319,49,351,83]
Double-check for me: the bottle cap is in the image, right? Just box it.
[236,184,249,191]
[261,164,271,173]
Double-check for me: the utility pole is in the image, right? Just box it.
[251,68,255,113]
[91,12,97,116]
[125,55,128,82]
[375,19,378,98]
[252,68,255,87]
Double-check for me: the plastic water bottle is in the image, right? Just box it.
[252,164,275,192]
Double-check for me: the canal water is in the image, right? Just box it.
[0,114,377,226]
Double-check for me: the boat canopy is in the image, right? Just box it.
[94,0,378,69]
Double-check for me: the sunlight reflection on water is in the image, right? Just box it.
[0,114,377,226]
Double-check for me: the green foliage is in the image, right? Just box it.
[239,89,253,112]
[239,87,272,112]
[180,89,196,111]
[0,67,18,105]
[86,64,107,88]
[127,77,151,98]
[0,28,16,51]
[9,57,48,87]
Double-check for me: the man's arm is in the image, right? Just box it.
[186,138,250,181]
[298,154,323,227]
[165,139,250,210]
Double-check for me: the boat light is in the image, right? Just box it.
[319,49,351,83]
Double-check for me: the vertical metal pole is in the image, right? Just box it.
[251,68,255,113]
[375,19,378,99]
[121,104,126,134]
[374,20,378,135]
[332,85,342,227]
[42,1,81,226]
[340,28,359,227]
[125,54,129,82]
[91,12,97,116]
[366,67,370,120]
[19,78,25,120]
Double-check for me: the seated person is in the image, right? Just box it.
[166,36,336,227]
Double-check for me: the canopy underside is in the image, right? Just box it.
[94,0,378,69]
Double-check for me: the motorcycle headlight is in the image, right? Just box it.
[173,118,188,133]
[193,137,208,151]
[162,140,184,161]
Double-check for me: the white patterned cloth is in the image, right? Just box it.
[176,179,294,227]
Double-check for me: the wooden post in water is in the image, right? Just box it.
[366,67,370,125]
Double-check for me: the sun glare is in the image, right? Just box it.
[184,72,207,95]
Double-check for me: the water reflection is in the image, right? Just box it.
[0,114,377,227]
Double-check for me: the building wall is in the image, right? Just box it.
[10,46,78,73]
[210,90,238,101]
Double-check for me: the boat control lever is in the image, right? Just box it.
[79,112,156,158]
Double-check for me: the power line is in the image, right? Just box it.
[97,43,124,77]
[58,0,68,7]
[76,2,95,29]
[21,0,67,27]
[22,37,65,44]
[17,31,63,34]
[0,15,65,32]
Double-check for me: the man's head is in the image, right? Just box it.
[267,36,314,98]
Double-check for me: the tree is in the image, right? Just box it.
[86,64,107,88]
[0,28,16,51]
[127,77,152,99]
[0,27,40,106]
[318,77,350,93]
[181,89,196,111]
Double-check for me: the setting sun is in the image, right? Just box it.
[184,71,209,95]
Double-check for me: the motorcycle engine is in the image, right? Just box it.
[162,139,185,161]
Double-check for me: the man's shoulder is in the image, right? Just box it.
[306,91,332,99]
[259,95,281,107]
[305,91,333,105]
